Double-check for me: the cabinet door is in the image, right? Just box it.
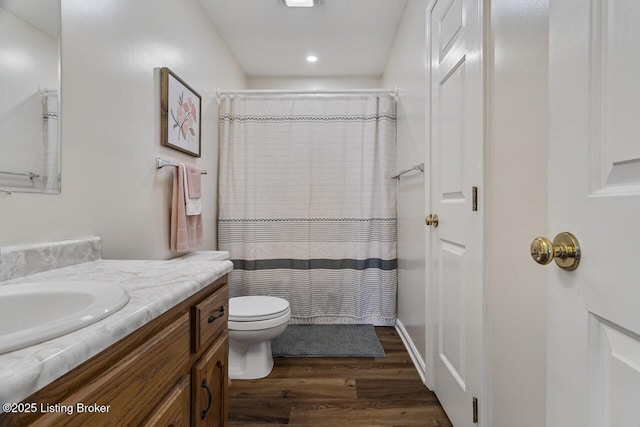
[191,333,228,427]
[32,314,190,427]
[142,375,190,427]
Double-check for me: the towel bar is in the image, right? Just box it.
[391,163,424,180]
[156,158,207,174]
[0,170,39,179]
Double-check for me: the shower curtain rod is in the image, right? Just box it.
[216,87,398,97]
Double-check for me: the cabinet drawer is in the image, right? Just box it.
[191,285,229,352]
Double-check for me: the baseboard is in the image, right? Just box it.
[394,319,426,384]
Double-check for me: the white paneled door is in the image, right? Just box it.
[427,0,483,425]
[547,1,640,426]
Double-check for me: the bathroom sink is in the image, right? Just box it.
[0,281,129,354]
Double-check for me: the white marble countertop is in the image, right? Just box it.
[0,258,233,407]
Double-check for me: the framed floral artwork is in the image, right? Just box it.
[160,67,202,157]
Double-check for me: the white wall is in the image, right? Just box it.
[0,0,246,259]
[486,1,548,426]
[247,76,381,90]
[381,0,428,379]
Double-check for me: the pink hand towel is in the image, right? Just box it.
[182,162,202,216]
[171,163,203,252]
[185,163,202,198]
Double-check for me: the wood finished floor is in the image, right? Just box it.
[228,327,452,426]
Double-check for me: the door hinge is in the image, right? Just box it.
[472,186,478,211]
[473,396,479,423]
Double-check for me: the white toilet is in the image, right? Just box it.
[228,295,290,379]
[176,251,291,380]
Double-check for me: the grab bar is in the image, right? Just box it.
[156,157,207,174]
[391,163,424,180]
[0,170,40,180]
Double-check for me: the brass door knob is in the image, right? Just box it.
[425,214,439,227]
[530,232,580,271]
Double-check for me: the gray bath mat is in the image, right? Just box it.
[271,324,385,357]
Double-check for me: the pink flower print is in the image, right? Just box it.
[177,105,185,123]
[190,102,198,123]
[170,92,198,143]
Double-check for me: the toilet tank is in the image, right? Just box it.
[176,251,230,261]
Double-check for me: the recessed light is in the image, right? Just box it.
[306,55,318,63]
[281,0,320,7]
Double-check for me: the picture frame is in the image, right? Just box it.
[160,67,202,157]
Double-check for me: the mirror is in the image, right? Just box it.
[0,0,61,194]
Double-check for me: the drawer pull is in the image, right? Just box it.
[200,378,213,420]
[208,306,225,323]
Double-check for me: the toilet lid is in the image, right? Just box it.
[229,296,290,322]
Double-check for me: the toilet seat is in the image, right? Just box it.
[229,296,290,322]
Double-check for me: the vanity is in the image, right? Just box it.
[0,237,233,426]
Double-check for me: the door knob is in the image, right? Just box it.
[425,214,439,227]
[530,232,581,271]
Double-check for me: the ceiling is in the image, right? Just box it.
[0,0,60,38]
[200,0,408,78]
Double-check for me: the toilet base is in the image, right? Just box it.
[228,338,275,379]
[227,298,290,380]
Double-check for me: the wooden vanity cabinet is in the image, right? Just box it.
[0,275,229,427]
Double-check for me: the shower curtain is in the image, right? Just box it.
[218,94,397,325]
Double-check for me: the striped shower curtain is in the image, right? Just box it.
[218,94,397,325]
